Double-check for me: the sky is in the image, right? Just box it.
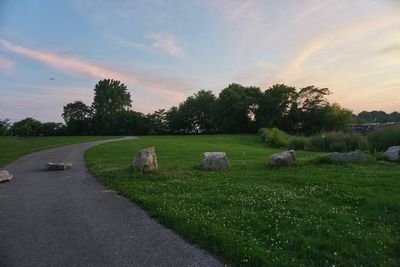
[0,0,399,122]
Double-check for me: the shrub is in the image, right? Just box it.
[288,136,308,150]
[367,127,400,152]
[265,128,290,148]
[258,128,271,142]
[305,131,366,152]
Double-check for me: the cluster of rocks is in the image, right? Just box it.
[131,144,400,173]
[0,161,75,185]
[132,147,299,172]
[132,148,231,172]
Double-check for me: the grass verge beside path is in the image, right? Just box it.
[86,135,400,266]
[0,136,118,167]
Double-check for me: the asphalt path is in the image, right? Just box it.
[0,138,223,267]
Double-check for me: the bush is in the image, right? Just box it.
[288,136,308,150]
[367,127,400,152]
[258,128,271,142]
[265,128,290,148]
[305,131,366,152]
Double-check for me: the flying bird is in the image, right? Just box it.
[50,77,55,81]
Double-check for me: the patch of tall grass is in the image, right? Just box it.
[305,132,367,152]
[367,127,400,152]
[259,128,367,152]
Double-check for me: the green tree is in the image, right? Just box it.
[256,84,299,132]
[11,118,42,136]
[112,110,148,135]
[322,103,354,132]
[0,118,11,136]
[39,122,65,136]
[146,109,168,135]
[178,90,216,133]
[166,106,186,134]
[213,84,262,133]
[62,101,92,135]
[298,86,331,135]
[92,79,132,134]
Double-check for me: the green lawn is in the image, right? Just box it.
[0,136,118,167]
[85,135,400,266]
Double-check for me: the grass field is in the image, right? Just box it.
[85,135,400,266]
[0,136,118,167]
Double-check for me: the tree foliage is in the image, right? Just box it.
[358,111,400,123]
[92,79,132,134]
[256,84,298,132]
[178,90,216,133]
[297,86,332,135]
[62,101,92,135]
[10,118,42,136]
[0,118,11,136]
[213,84,262,133]
[8,80,357,137]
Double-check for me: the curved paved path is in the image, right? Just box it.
[0,138,222,267]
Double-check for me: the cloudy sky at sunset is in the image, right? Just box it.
[1,0,399,122]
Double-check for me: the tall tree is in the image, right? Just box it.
[62,101,92,135]
[298,86,331,135]
[178,90,217,133]
[0,118,11,136]
[323,103,354,132]
[256,84,298,132]
[213,84,262,133]
[166,106,186,134]
[92,79,132,134]
[146,109,168,135]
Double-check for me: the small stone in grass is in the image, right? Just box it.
[203,152,230,170]
[268,150,296,166]
[384,146,400,162]
[133,147,158,173]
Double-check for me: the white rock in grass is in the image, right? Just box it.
[0,170,13,183]
[133,147,158,173]
[268,150,296,166]
[203,152,230,170]
[384,146,400,161]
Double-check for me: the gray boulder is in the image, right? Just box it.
[384,146,400,161]
[327,151,368,163]
[133,147,158,172]
[45,162,72,171]
[203,152,230,170]
[268,150,296,166]
[0,170,13,183]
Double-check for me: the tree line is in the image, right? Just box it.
[357,111,400,123]
[1,79,357,136]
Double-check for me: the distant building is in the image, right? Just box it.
[352,122,400,134]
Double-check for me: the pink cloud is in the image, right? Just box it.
[0,57,17,73]
[0,83,163,122]
[0,39,189,105]
[145,33,186,58]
